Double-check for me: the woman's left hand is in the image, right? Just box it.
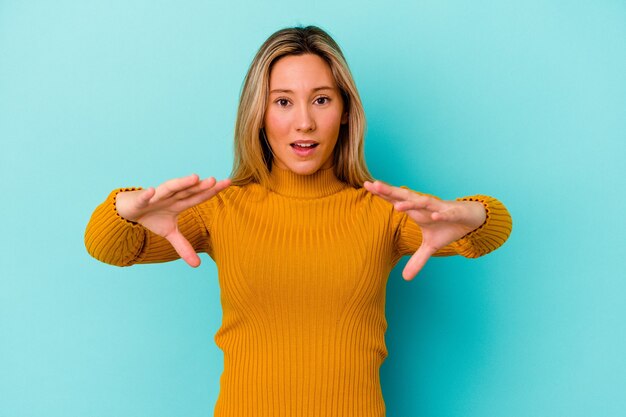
[363,180,487,281]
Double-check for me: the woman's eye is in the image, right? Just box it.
[315,97,330,105]
[276,99,290,107]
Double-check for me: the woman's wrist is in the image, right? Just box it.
[114,188,143,223]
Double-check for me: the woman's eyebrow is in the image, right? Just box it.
[269,86,335,94]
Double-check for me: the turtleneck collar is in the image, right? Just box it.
[268,165,348,199]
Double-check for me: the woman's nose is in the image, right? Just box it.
[295,105,315,132]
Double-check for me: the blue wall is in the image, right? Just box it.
[1,1,624,416]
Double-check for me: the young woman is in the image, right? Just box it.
[85,26,512,417]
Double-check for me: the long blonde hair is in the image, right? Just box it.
[230,25,373,188]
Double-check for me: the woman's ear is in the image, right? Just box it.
[341,111,348,124]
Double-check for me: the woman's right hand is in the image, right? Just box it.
[115,174,231,267]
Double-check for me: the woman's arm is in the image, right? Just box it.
[84,175,231,267]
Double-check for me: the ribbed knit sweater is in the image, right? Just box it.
[84,165,512,417]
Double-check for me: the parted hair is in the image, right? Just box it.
[229,25,373,188]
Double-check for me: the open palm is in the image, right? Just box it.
[115,174,231,267]
[363,180,486,280]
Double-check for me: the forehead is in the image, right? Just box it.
[269,53,337,90]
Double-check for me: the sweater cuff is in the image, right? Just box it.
[112,187,144,226]
[450,194,512,258]
[84,187,146,266]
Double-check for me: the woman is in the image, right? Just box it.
[85,26,512,417]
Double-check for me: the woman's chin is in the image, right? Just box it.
[281,161,324,176]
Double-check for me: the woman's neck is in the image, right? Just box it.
[268,165,347,198]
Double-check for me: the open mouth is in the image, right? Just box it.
[290,141,319,156]
[290,142,319,149]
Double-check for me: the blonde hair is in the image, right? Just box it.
[230,25,373,188]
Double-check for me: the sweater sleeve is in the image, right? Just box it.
[392,193,512,261]
[84,188,215,267]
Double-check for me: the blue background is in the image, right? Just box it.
[1,1,624,416]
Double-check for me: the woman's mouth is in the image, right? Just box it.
[290,141,319,157]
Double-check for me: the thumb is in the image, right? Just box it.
[402,244,435,281]
[166,229,201,268]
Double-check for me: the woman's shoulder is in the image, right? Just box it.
[192,181,265,212]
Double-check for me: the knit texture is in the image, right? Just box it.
[84,165,512,417]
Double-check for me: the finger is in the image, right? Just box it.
[394,197,445,214]
[363,180,399,197]
[156,174,201,200]
[402,245,436,281]
[172,177,217,200]
[175,178,232,209]
[194,177,231,196]
[430,206,461,222]
[363,180,403,204]
[208,178,232,195]
[166,229,201,268]
[136,187,156,208]
[365,180,429,206]
[166,176,231,202]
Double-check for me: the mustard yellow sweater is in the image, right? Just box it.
[84,165,512,417]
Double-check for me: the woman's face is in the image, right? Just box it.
[264,53,347,175]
